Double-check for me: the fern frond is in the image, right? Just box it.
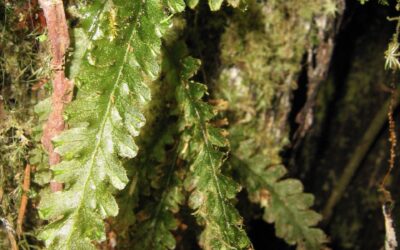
[38,0,167,248]
[234,157,327,250]
[177,57,251,250]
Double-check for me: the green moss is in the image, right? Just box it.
[0,1,51,248]
[217,0,331,167]
[215,0,336,247]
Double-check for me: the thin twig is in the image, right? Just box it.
[17,164,31,236]
[380,87,397,193]
[379,77,398,250]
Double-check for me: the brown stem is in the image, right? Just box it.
[322,89,400,223]
[39,0,73,192]
[17,164,31,236]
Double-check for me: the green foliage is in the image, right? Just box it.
[384,41,400,70]
[384,14,400,70]
[127,36,252,249]
[131,139,184,250]
[186,0,245,11]
[0,1,50,248]
[132,159,184,250]
[130,114,183,250]
[37,0,168,248]
[236,159,327,249]
[2,0,337,249]
[165,0,186,12]
[129,40,185,250]
[177,56,251,249]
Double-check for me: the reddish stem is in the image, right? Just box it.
[39,0,73,192]
[17,164,31,236]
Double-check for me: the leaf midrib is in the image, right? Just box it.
[240,160,321,248]
[62,4,144,247]
[187,86,235,248]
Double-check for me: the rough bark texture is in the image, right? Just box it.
[39,0,73,192]
[294,0,345,141]
[294,2,400,249]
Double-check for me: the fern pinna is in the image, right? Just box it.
[38,0,167,248]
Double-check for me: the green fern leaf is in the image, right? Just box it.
[38,0,167,248]
[235,158,327,250]
[177,57,251,250]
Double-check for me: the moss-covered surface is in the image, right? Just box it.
[212,0,339,248]
[0,1,50,248]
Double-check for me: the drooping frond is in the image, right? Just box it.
[37,0,167,248]
[234,156,327,250]
[176,56,251,250]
